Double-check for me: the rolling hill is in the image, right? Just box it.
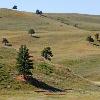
[0,8,100,92]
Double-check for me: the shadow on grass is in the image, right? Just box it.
[32,36,40,38]
[27,77,63,92]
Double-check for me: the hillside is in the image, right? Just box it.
[46,13,100,31]
[0,8,100,91]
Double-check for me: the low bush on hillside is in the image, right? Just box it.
[37,62,53,75]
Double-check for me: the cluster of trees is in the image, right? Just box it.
[87,33,100,43]
[16,45,53,78]
[36,10,43,15]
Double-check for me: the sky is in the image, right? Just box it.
[0,0,100,15]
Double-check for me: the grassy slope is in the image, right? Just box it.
[0,8,100,91]
[46,13,100,31]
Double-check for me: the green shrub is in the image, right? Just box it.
[38,62,53,75]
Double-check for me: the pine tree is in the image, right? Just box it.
[16,45,33,76]
[41,47,53,61]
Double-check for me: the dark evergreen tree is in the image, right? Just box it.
[39,11,43,15]
[36,10,40,14]
[16,45,33,76]
[41,47,53,61]
[28,29,35,37]
[12,5,17,9]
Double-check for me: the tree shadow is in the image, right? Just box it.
[27,76,63,92]
[32,36,40,38]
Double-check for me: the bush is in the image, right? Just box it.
[28,29,35,37]
[2,38,9,46]
[38,62,53,75]
[86,36,94,43]
[95,33,99,40]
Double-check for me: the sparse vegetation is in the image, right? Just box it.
[38,62,53,75]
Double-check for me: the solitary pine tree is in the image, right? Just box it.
[16,45,33,76]
[28,29,35,37]
[41,47,53,61]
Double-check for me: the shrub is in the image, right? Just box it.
[2,38,9,46]
[38,62,53,75]
[95,33,99,41]
[28,29,35,37]
[86,36,94,43]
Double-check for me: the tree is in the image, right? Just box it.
[16,45,33,76]
[39,11,43,15]
[36,9,40,14]
[28,29,35,37]
[86,35,94,43]
[36,10,43,15]
[41,47,53,61]
[95,33,99,41]
[2,38,9,46]
[12,5,17,10]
